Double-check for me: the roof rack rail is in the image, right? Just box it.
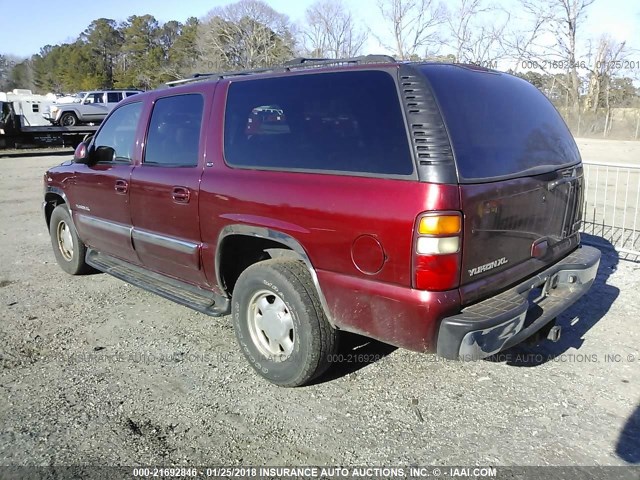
[284,57,330,65]
[163,54,398,88]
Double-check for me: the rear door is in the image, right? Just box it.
[105,91,124,113]
[129,92,209,286]
[421,65,583,304]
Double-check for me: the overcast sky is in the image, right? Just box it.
[0,0,638,68]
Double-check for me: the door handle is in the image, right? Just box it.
[114,179,128,194]
[172,186,191,203]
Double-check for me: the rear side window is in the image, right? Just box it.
[107,92,123,103]
[224,71,414,176]
[421,65,580,182]
[144,94,204,167]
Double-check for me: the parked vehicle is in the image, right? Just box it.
[0,89,97,148]
[43,56,600,387]
[43,89,142,126]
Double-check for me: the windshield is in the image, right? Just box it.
[73,92,87,103]
[420,65,580,182]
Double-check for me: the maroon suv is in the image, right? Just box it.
[43,56,601,386]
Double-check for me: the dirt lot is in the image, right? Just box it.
[1,142,639,469]
[575,138,640,166]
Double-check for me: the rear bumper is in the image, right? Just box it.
[437,245,601,360]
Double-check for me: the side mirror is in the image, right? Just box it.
[73,142,90,164]
[94,145,116,163]
[73,143,115,164]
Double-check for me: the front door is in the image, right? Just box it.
[71,101,143,264]
[82,92,110,122]
[129,93,207,286]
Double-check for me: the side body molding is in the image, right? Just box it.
[216,224,335,326]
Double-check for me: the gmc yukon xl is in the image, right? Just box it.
[43,56,601,386]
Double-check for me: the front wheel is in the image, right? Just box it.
[232,259,339,387]
[49,205,93,275]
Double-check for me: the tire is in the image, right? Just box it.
[49,205,92,275]
[232,259,339,387]
[59,112,78,127]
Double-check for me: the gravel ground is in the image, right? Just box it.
[575,138,640,166]
[1,146,639,469]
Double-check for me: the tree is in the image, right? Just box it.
[161,17,201,80]
[25,14,204,91]
[117,14,163,88]
[584,35,627,112]
[0,55,10,90]
[197,0,295,71]
[159,20,182,58]
[7,60,35,91]
[375,0,445,60]
[301,0,367,58]
[32,45,63,92]
[581,35,628,135]
[505,0,597,108]
[0,54,27,91]
[30,41,102,93]
[81,18,123,88]
[443,0,508,63]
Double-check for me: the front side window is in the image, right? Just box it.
[144,94,204,167]
[86,93,105,104]
[224,71,414,176]
[73,92,87,103]
[93,102,142,162]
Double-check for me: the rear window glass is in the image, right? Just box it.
[224,71,414,176]
[421,65,580,182]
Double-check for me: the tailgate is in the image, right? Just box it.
[459,166,583,300]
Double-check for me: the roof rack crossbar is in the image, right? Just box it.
[164,54,398,87]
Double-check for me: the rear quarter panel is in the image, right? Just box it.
[198,81,461,349]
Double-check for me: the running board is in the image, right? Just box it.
[86,249,230,317]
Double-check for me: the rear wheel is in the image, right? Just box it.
[60,112,78,127]
[232,259,338,387]
[49,205,92,275]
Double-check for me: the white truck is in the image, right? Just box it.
[0,89,98,148]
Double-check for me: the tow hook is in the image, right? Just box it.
[548,325,562,343]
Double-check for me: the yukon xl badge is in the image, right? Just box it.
[468,257,508,277]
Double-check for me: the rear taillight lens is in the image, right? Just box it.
[413,212,462,291]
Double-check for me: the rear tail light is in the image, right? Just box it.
[413,212,462,291]
[418,214,461,235]
[416,236,460,255]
